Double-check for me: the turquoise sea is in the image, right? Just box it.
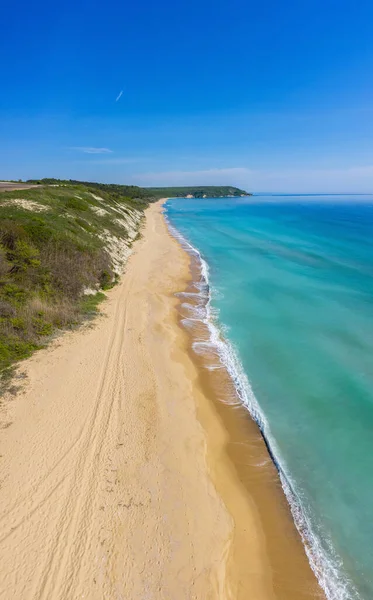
[165,195,373,600]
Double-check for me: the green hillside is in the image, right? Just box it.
[0,183,143,376]
[145,186,250,198]
[26,179,250,200]
[0,178,250,379]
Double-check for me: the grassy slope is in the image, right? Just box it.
[26,179,250,199]
[0,178,250,377]
[0,184,144,375]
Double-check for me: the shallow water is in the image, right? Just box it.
[165,195,373,600]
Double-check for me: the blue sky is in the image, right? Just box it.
[2,0,373,192]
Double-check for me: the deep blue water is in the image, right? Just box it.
[165,195,373,600]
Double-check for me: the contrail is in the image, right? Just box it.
[115,90,123,102]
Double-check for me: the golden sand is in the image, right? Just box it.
[0,201,323,599]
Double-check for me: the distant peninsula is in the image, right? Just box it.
[144,185,251,198]
[23,179,251,201]
[0,178,251,373]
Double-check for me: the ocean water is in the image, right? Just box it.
[165,195,373,600]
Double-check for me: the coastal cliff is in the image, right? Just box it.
[0,183,143,375]
[0,179,250,377]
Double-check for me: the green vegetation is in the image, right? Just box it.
[0,183,143,374]
[0,177,250,376]
[80,291,107,315]
[145,186,250,198]
[25,179,250,200]
[26,179,152,207]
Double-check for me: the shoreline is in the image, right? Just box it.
[0,199,323,599]
[0,200,233,599]
[163,200,326,599]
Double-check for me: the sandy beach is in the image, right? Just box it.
[0,200,323,599]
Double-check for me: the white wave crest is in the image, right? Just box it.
[165,210,359,600]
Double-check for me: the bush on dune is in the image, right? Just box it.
[0,184,143,374]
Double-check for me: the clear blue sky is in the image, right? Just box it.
[2,0,373,192]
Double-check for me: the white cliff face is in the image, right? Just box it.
[90,205,109,217]
[94,199,143,274]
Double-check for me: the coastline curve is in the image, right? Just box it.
[163,201,355,600]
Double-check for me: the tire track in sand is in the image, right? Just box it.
[29,273,133,600]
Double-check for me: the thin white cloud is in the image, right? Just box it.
[77,157,141,165]
[115,90,123,102]
[69,147,113,154]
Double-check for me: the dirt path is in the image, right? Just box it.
[0,182,38,192]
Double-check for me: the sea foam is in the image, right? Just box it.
[164,211,358,600]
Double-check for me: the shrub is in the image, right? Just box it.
[0,246,10,278]
[0,300,15,317]
[10,317,26,331]
[65,197,89,211]
[1,283,30,305]
[24,219,55,245]
[0,337,39,369]
[80,292,106,315]
[7,240,41,273]
[0,341,11,365]
[0,220,27,250]
[32,316,53,336]
[99,269,114,289]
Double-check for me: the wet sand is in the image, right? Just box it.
[0,200,323,599]
[167,204,325,600]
